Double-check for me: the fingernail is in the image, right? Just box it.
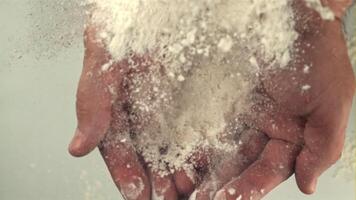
[214,189,227,200]
[310,178,317,193]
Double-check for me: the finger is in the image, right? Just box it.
[214,140,300,200]
[193,129,268,200]
[148,168,178,200]
[99,132,151,200]
[242,96,304,144]
[189,147,212,174]
[69,26,126,157]
[173,146,214,197]
[173,166,197,196]
[295,90,354,194]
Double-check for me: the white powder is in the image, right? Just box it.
[334,135,356,181]
[152,190,164,200]
[304,0,335,20]
[301,84,311,91]
[303,65,311,74]
[88,0,297,68]
[189,191,198,200]
[120,176,145,200]
[227,188,236,195]
[86,0,299,174]
[214,189,227,200]
[217,36,234,53]
[151,184,167,200]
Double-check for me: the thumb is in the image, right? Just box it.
[69,26,120,157]
[295,85,354,194]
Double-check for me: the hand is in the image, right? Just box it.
[192,1,355,199]
[68,26,199,200]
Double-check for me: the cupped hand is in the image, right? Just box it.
[193,1,355,200]
[68,26,200,200]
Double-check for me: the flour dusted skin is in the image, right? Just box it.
[85,0,301,174]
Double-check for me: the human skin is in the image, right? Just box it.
[68,0,355,200]
[193,0,356,200]
[67,26,200,200]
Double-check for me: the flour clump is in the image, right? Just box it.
[86,0,299,174]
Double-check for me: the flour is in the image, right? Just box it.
[227,188,236,195]
[304,0,335,20]
[86,0,299,174]
[120,176,145,200]
[214,189,227,200]
[88,0,298,69]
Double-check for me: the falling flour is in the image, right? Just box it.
[304,0,335,20]
[87,0,298,175]
[83,0,334,175]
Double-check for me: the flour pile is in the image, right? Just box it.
[86,0,299,175]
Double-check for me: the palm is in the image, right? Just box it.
[69,1,355,200]
[260,2,355,194]
[69,27,198,200]
[192,1,355,200]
